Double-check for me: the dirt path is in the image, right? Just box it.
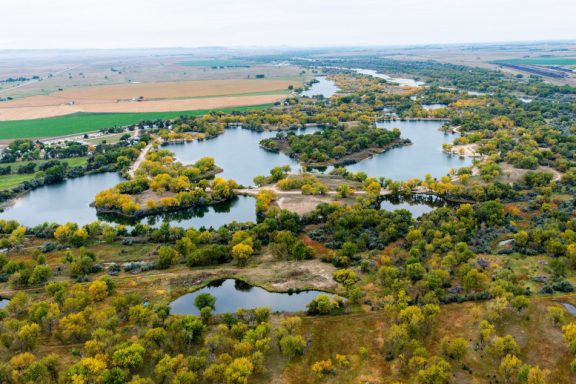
[128,141,155,179]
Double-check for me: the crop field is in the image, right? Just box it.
[0,79,295,121]
[177,59,253,67]
[0,104,272,139]
[53,79,294,101]
[493,56,576,66]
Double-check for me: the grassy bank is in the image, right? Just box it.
[0,104,273,140]
[0,157,89,190]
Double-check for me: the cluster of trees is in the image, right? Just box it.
[276,175,328,195]
[0,279,280,384]
[260,126,402,165]
[94,150,237,216]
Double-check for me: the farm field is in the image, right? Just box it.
[0,79,296,121]
[493,57,576,66]
[177,59,253,67]
[0,104,272,139]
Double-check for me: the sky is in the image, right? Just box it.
[1,0,575,49]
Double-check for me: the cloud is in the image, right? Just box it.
[1,0,574,48]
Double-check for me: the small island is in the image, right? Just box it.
[94,148,238,218]
[259,125,409,167]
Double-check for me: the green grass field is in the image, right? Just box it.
[0,158,89,191]
[494,57,576,66]
[0,104,273,140]
[0,157,89,170]
[177,59,253,67]
[0,174,37,190]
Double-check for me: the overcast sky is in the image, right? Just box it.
[1,0,575,49]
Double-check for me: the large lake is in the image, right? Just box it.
[170,278,327,315]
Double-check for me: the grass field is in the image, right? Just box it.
[0,157,89,190]
[0,104,273,139]
[0,157,89,170]
[177,59,253,67]
[494,57,576,66]
[0,173,37,190]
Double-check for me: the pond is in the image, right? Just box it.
[170,278,328,315]
[345,120,473,180]
[0,172,123,227]
[380,195,445,218]
[423,104,447,110]
[301,76,339,98]
[352,68,425,87]
[0,299,9,309]
[167,125,321,186]
[563,302,576,316]
[98,195,256,229]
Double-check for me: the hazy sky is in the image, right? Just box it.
[2,0,575,49]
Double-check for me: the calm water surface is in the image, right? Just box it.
[0,299,9,309]
[563,303,576,316]
[170,279,327,315]
[380,195,445,218]
[99,195,256,229]
[345,120,472,180]
[167,126,320,186]
[1,120,469,227]
[352,68,425,87]
[301,76,339,98]
[1,172,123,227]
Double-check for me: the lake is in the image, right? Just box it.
[167,125,321,186]
[301,76,339,98]
[352,68,425,87]
[1,172,123,227]
[170,278,327,315]
[0,299,9,309]
[345,120,473,180]
[0,120,469,228]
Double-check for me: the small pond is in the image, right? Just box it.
[380,195,445,218]
[423,104,447,110]
[0,299,9,309]
[301,76,340,98]
[170,278,328,315]
[563,302,576,316]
